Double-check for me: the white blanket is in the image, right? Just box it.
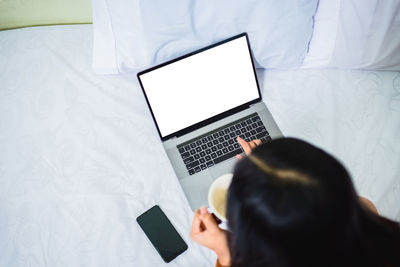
[0,25,399,267]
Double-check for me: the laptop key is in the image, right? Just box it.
[246,119,252,125]
[245,132,251,138]
[228,139,234,145]
[207,136,213,141]
[200,151,206,157]
[213,133,219,138]
[185,145,191,151]
[207,142,213,148]
[181,151,190,159]
[234,143,240,149]
[213,148,242,165]
[228,145,234,151]
[217,150,223,156]
[224,135,230,141]
[194,154,200,160]
[188,169,195,175]
[184,156,194,165]
[178,147,185,153]
[200,158,205,163]
[205,155,211,161]
[229,132,235,138]
[256,127,265,133]
[190,149,196,155]
[196,147,201,152]
[257,121,263,127]
[201,144,207,150]
[196,140,202,146]
[186,160,199,169]
[211,152,217,159]
[217,144,223,149]
[190,143,196,148]
[213,140,219,145]
[194,166,201,173]
[261,136,272,143]
[200,164,207,170]
[211,146,217,152]
[256,132,267,139]
[230,126,236,131]
[235,130,241,135]
[222,148,228,154]
[218,137,224,143]
[251,129,256,135]
[223,142,229,147]
[240,128,246,134]
[206,149,211,154]
[206,161,214,167]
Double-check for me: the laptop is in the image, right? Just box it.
[137,33,283,210]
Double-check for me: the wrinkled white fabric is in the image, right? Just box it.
[0,25,399,267]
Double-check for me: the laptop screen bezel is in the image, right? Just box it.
[137,32,262,141]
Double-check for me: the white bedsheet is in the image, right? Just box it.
[0,25,399,267]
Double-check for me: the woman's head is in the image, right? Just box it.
[227,138,400,267]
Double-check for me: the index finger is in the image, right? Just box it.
[237,137,252,155]
[253,139,262,147]
[190,210,202,235]
[198,212,219,231]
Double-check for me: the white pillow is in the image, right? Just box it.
[92,0,319,74]
[92,0,118,74]
[303,0,400,70]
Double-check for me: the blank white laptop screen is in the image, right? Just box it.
[139,35,260,138]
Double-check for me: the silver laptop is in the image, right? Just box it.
[137,33,283,210]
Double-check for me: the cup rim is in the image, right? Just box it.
[208,173,233,222]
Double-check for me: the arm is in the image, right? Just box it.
[190,138,261,266]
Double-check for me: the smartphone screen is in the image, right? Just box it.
[136,205,188,263]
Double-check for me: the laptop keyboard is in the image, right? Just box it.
[177,113,272,175]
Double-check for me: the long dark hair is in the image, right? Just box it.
[227,138,400,267]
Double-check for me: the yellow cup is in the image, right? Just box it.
[208,173,233,229]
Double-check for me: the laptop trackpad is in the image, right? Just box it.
[180,158,237,210]
[180,171,213,210]
[209,157,237,180]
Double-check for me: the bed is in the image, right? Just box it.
[1,2,400,267]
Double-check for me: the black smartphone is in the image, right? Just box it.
[136,205,188,263]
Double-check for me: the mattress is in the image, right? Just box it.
[0,25,399,267]
[0,0,92,30]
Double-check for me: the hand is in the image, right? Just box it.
[190,207,231,266]
[236,137,262,159]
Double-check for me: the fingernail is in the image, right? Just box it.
[200,206,207,214]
